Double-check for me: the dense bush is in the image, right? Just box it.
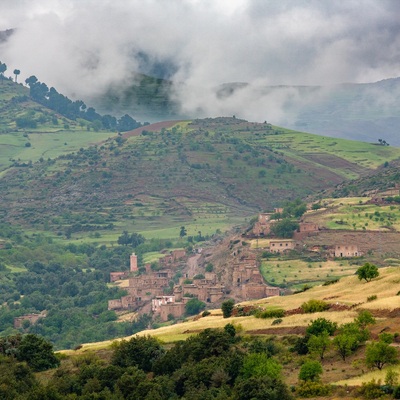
[221,299,235,318]
[256,308,285,319]
[300,299,329,313]
[296,381,332,397]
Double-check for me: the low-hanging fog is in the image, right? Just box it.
[1,0,400,143]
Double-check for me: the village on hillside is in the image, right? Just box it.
[103,189,400,323]
[14,188,400,329]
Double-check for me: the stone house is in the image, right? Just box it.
[159,249,186,267]
[334,244,362,257]
[298,222,319,233]
[151,296,186,321]
[179,282,225,303]
[258,213,273,224]
[160,302,186,321]
[108,269,174,310]
[110,271,129,282]
[232,263,263,285]
[241,283,280,299]
[269,239,296,253]
[252,213,274,236]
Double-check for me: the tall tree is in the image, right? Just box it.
[0,62,7,84]
[13,69,20,82]
[179,226,187,238]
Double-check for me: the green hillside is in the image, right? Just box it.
[0,79,116,176]
[1,114,399,241]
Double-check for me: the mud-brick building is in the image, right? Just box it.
[298,222,319,233]
[232,263,263,285]
[110,271,129,282]
[252,213,274,236]
[108,269,174,310]
[160,302,186,321]
[269,239,296,253]
[151,296,186,321]
[108,295,143,310]
[109,252,138,282]
[159,249,187,267]
[334,244,362,257]
[178,282,225,303]
[241,283,281,299]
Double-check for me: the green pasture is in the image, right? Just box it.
[260,258,358,290]
[0,130,115,169]
[315,203,400,231]
[265,127,400,169]
[43,211,246,245]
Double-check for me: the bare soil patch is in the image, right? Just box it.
[247,326,306,335]
[304,153,371,176]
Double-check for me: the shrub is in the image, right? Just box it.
[256,308,285,319]
[272,318,283,325]
[298,360,323,382]
[393,385,400,399]
[359,379,385,399]
[221,299,235,318]
[306,318,337,336]
[300,299,329,313]
[185,298,206,316]
[202,310,211,317]
[322,278,339,286]
[233,305,258,317]
[296,381,332,397]
[367,295,377,302]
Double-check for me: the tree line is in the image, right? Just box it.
[24,75,144,131]
[0,59,146,132]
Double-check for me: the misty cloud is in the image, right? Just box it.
[0,0,400,127]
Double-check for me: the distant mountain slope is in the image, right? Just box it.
[93,76,400,145]
[1,117,399,236]
[285,78,400,146]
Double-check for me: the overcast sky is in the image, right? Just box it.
[1,0,399,122]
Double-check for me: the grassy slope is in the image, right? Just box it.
[75,267,400,345]
[69,267,400,386]
[0,80,116,175]
[1,114,400,243]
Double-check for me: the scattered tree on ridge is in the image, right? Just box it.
[356,262,379,282]
[13,69,20,82]
[0,61,7,83]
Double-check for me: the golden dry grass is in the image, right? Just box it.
[66,267,400,354]
[252,267,400,310]
[336,364,400,386]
